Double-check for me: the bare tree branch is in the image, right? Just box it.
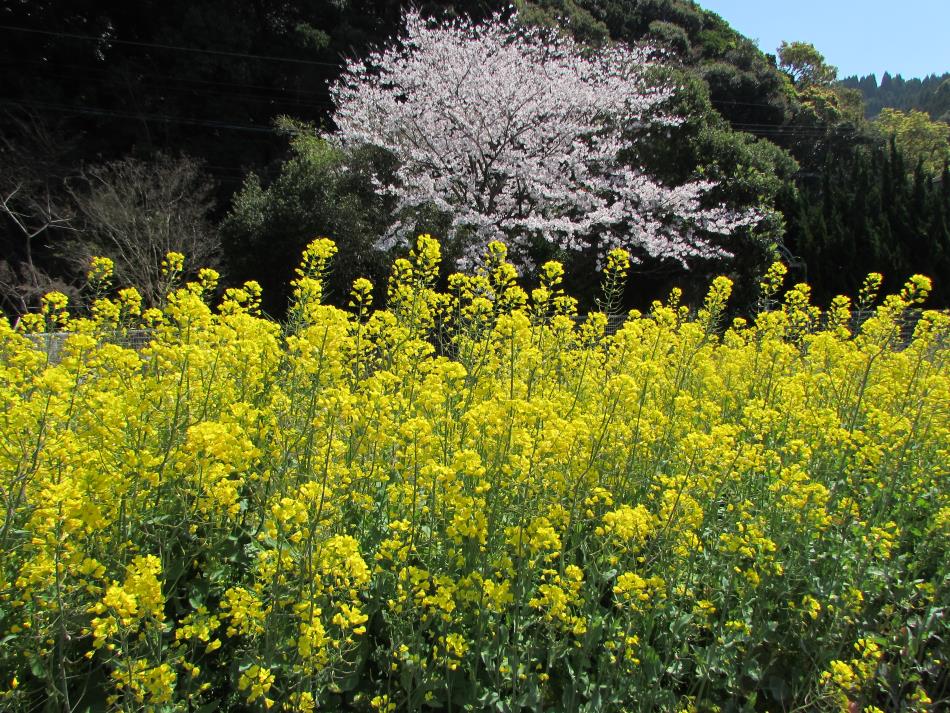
[62,154,222,305]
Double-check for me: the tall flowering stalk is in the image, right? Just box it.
[330,10,760,268]
[2,242,948,711]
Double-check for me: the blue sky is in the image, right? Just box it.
[696,0,950,81]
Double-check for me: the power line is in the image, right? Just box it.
[728,121,824,129]
[4,93,852,147]
[730,126,828,134]
[710,97,793,109]
[3,61,832,125]
[1,58,335,97]
[5,65,336,111]
[3,97,848,148]
[0,98,293,136]
[733,128,837,137]
[0,24,343,68]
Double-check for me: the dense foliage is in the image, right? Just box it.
[330,10,759,269]
[220,127,396,315]
[781,142,950,305]
[872,109,950,177]
[1,0,949,314]
[1,238,948,711]
[841,72,950,122]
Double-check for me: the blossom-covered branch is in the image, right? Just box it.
[331,10,760,267]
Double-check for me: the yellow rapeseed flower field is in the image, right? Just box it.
[1,236,948,711]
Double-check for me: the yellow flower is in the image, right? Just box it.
[162,251,185,276]
[221,587,268,637]
[596,504,654,550]
[238,664,275,705]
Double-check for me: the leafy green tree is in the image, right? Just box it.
[514,0,610,44]
[646,20,691,56]
[874,108,950,176]
[776,41,865,133]
[777,41,837,88]
[221,124,395,315]
[841,72,950,121]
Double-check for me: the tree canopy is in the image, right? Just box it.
[778,41,838,88]
[330,10,759,269]
[874,108,950,176]
[2,0,949,318]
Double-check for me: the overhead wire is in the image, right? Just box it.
[0,58,335,97]
[0,24,344,68]
[3,65,337,112]
[1,23,876,186]
[0,27,860,141]
[0,98,292,136]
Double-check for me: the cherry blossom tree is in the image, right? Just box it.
[330,10,759,268]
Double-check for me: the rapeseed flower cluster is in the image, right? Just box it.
[1,235,948,711]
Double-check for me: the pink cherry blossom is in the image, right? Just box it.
[331,10,760,268]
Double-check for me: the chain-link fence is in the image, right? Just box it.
[24,330,153,364]
[592,308,935,343]
[20,309,942,364]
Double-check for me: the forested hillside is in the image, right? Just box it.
[841,72,950,122]
[1,0,948,316]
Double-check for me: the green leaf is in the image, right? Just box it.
[29,656,46,679]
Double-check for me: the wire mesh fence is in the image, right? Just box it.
[19,309,941,364]
[588,308,935,344]
[24,329,154,363]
